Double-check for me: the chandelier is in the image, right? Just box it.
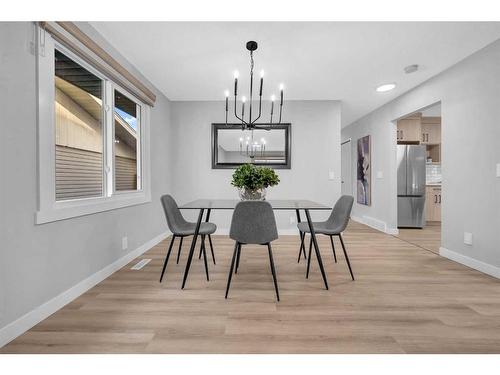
[224,41,284,129]
[239,135,266,158]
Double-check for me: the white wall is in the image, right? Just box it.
[0,23,173,338]
[342,39,500,273]
[170,100,342,233]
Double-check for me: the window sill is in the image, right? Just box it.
[35,192,151,224]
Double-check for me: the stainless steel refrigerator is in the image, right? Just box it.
[397,145,426,228]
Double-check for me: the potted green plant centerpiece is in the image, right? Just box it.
[231,164,280,200]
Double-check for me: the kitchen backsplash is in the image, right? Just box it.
[426,163,442,184]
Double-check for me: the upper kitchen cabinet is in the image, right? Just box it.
[421,117,441,144]
[397,113,422,142]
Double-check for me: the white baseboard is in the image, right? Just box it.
[439,246,500,279]
[0,231,169,348]
[351,215,399,235]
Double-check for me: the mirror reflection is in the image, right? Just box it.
[212,124,290,169]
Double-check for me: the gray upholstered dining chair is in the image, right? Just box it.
[159,194,217,283]
[297,195,355,281]
[225,201,280,301]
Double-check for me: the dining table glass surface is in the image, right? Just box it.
[179,199,331,210]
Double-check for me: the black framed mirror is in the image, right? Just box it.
[211,123,291,169]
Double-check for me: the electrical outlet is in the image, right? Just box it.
[290,216,296,224]
[376,171,383,179]
[328,171,335,180]
[496,163,500,177]
[122,236,128,250]
[464,232,473,246]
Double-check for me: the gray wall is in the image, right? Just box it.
[342,39,500,268]
[0,23,173,331]
[170,100,342,232]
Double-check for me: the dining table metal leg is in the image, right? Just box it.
[306,235,313,279]
[304,209,329,290]
[201,234,209,281]
[295,209,307,262]
[181,208,204,289]
[204,208,216,265]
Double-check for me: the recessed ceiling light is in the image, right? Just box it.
[376,83,396,92]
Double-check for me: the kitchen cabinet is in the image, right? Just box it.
[397,114,422,142]
[425,186,441,222]
[421,117,441,144]
[426,144,441,163]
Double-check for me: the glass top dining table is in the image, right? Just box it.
[177,199,332,291]
[179,199,331,210]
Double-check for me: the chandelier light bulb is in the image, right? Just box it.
[242,96,246,103]
[224,90,229,97]
[279,83,284,91]
[260,70,265,78]
[271,94,276,102]
[234,71,239,79]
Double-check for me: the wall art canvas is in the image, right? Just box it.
[357,135,371,206]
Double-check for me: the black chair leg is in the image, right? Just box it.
[176,236,184,264]
[159,235,176,282]
[297,231,306,263]
[329,235,337,263]
[208,235,216,265]
[339,234,355,281]
[267,243,280,301]
[235,243,241,274]
[198,237,203,259]
[306,235,313,279]
[225,242,239,299]
[201,235,209,281]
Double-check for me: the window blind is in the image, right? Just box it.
[39,21,157,107]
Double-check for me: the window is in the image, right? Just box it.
[113,89,141,192]
[36,32,151,224]
[54,50,104,201]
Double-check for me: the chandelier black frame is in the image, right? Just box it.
[224,41,284,129]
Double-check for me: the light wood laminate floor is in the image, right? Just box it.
[396,222,441,254]
[2,221,500,354]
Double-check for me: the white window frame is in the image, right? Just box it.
[36,30,151,224]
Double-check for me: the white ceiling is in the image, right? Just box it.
[92,22,500,126]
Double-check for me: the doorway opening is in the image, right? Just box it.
[395,102,441,254]
[341,139,352,196]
